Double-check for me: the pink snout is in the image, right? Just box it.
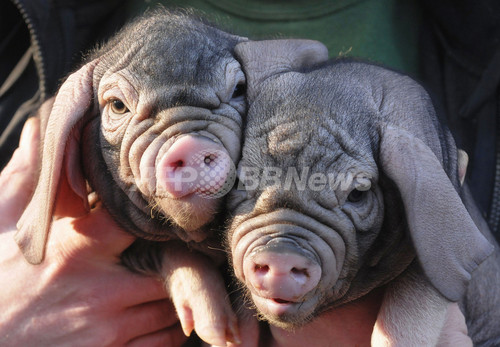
[157,135,234,199]
[244,250,322,303]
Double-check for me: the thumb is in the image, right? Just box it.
[0,118,40,230]
[49,174,137,260]
[227,301,260,347]
[49,158,137,260]
[56,203,137,260]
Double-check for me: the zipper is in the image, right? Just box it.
[488,91,500,236]
[10,0,47,101]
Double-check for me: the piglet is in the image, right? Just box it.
[14,10,329,346]
[227,41,500,346]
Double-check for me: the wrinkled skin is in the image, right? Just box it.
[86,10,245,241]
[15,10,333,345]
[17,10,247,346]
[227,52,500,345]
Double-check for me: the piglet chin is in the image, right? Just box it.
[251,293,319,329]
[156,194,219,240]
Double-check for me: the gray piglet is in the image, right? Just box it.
[227,41,500,346]
[14,9,328,345]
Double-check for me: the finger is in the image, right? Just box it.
[228,306,259,347]
[126,325,187,347]
[0,118,40,226]
[121,299,180,340]
[50,204,136,261]
[70,266,170,308]
[73,204,137,256]
[116,274,170,307]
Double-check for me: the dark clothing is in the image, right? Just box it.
[419,0,500,236]
[0,0,126,169]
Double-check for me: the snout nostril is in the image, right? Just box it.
[254,264,270,275]
[291,267,309,277]
[169,160,184,168]
[204,154,217,166]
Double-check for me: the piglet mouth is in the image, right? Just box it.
[272,298,294,305]
[251,294,301,317]
[249,290,326,328]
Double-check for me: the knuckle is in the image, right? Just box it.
[93,324,120,346]
[157,328,187,347]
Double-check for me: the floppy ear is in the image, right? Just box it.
[15,60,99,264]
[379,125,494,301]
[234,39,328,100]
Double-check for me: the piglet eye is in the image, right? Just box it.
[231,83,246,99]
[347,188,366,203]
[110,99,129,114]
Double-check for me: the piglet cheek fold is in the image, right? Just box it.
[231,229,258,281]
[134,133,168,196]
[315,235,344,290]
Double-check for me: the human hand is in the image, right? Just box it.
[0,118,187,346]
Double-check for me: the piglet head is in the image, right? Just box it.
[228,49,493,328]
[86,10,248,242]
[226,85,387,327]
